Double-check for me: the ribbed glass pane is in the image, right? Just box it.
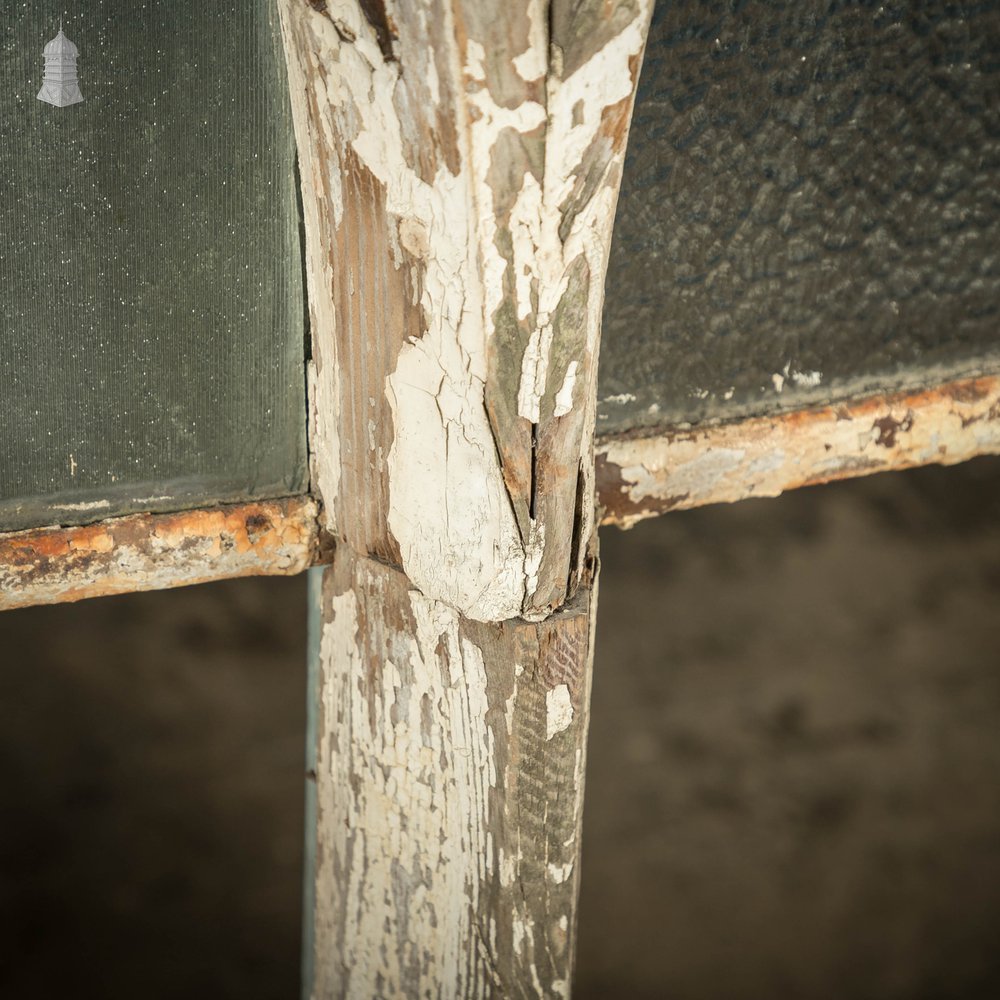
[0,0,306,531]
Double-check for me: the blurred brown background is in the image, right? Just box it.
[2,458,1000,999]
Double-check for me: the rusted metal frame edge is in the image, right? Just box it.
[0,496,328,612]
[596,373,1000,527]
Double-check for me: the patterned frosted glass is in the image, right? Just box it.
[600,1,1000,433]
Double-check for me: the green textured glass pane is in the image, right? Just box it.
[600,1,1000,434]
[0,1,306,531]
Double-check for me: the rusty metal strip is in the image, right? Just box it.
[0,496,324,611]
[596,375,1000,527]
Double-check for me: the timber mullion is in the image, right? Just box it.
[281,0,651,995]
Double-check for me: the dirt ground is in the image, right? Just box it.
[2,458,1000,999]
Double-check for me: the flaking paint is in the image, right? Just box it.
[597,376,1000,527]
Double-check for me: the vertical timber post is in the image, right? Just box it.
[279,0,651,995]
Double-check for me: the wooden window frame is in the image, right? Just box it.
[2,5,998,612]
[4,3,1000,995]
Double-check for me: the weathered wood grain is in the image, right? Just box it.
[0,497,322,611]
[596,374,1000,527]
[309,546,595,999]
[280,0,651,622]
[282,1,650,995]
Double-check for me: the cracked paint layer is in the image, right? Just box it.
[546,683,574,739]
[280,0,651,621]
[281,5,649,996]
[311,549,594,998]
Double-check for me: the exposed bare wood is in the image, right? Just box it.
[309,545,596,999]
[281,0,650,996]
[0,497,323,611]
[282,0,651,622]
[596,374,1000,527]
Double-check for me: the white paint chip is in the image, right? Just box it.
[546,684,574,740]
[547,860,574,884]
[790,368,823,388]
[58,499,111,512]
[553,361,579,417]
[772,362,822,394]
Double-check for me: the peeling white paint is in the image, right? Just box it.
[288,4,532,621]
[554,361,580,418]
[791,369,823,388]
[307,358,341,533]
[280,6,344,531]
[512,915,529,958]
[529,960,546,996]
[1,498,318,611]
[599,377,1000,527]
[547,860,574,884]
[304,554,598,996]
[283,0,650,620]
[546,683,574,740]
[523,521,546,601]
[510,3,646,417]
[316,576,496,998]
[772,362,823,394]
[619,446,747,510]
[279,3,645,994]
[57,499,111,512]
[746,450,786,477]
[517,319,555,422]
[512,0,547,82]
[465,38,487,81]
[499,847,517,888]
[467,69,545,344]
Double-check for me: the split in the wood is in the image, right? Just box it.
[280,0,653,624]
